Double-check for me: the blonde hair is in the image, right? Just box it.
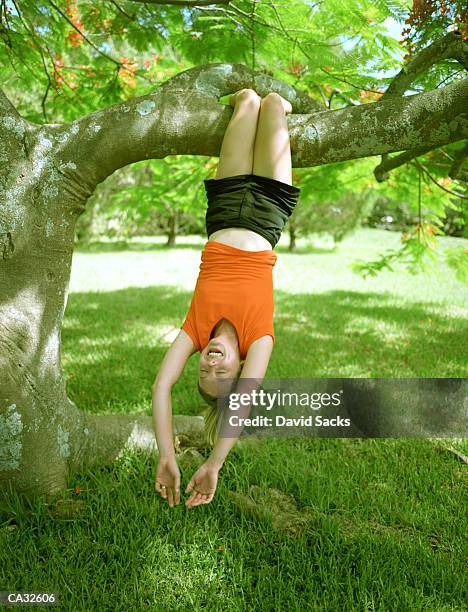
[197,382,219,446]
[198,361,244,446]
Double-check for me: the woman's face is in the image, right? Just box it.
[198,337,240,398]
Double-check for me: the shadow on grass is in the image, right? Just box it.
[62,286,467,416]
[4,288,466,611]
[4,435,466,611]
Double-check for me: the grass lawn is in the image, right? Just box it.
[1,228,467,611]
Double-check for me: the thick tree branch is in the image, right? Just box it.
[71,413,207,473]
[290,77,467,167]
[56,63,323,186]
[11,62,460,217]
[59,66,466,190]
[162,63,324,113]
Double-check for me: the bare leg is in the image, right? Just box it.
[252,92,293,185]
[214,89,261,180]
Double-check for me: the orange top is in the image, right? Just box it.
[181,241,277,359]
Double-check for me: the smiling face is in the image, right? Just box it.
[198,337,241,398]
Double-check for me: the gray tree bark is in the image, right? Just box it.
[1,63,467,499]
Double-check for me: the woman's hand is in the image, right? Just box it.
[185,461,219,507]
[155,457,181,508]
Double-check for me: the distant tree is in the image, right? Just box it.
[105,156,209,245]
[288,191,377,250]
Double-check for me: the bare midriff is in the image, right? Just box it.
[207,227,272,251]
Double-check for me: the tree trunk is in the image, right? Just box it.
[166,211,179,247]
[289,221,297,252]
[1,64,467,499]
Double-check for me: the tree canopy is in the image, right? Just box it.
[1,0,467,277]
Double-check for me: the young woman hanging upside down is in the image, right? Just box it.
[152,88,300,508]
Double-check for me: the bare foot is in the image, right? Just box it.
[229,88,262,107]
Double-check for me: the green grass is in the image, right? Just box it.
[1,229,467,611]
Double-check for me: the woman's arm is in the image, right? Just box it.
[152,329,196,506]
[152,329,196,455]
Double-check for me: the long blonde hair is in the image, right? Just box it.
[197,383,219,446]
[198,362,244,446]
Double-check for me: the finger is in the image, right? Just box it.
[191,492,205,507]
[185,478,195,494]
[200,490,215,504]
[167,488,174,508]
[185,491,198,507]
[160,484,167,499]
[175,487,181,505]
[156,479,168,493]
[197,493,209,506]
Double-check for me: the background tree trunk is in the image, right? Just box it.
[289,221,297,252]
[166,210,179,247]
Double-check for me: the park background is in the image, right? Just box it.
[1,0,467,610]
